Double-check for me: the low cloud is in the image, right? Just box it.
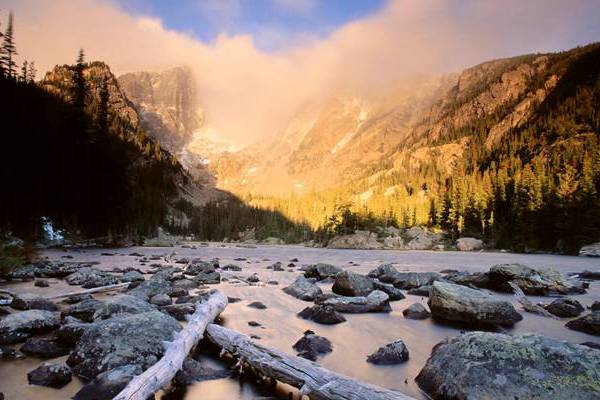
[3,0,599,147]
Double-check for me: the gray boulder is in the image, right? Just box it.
[367,340,409,364]
[304,263,343,280]
[579,242,600,257]
[11,293,58,311]
[150,294,172,306]
[456,237,484,251]
[332,271,374,296]
[91,295,156,321]
[57,317,89,345]
[292,330,332,361]
[298,305,346,325]
[193,271,220,284]
[127,270,173,300]
[73,365,142,400]
[392,272,442,290]
[403,303,431,319]
[27,363,72,388]
[20,337,70,358]
[323,290,391,313]
[545,298,585,318]
[61,299,104,322]
[283,276,323,301]
[173,358,231,386]
[67,311,181,380]
[65,267,118,288]
[160,303,195,321]
[121,271,144,282]
[367,264,401,283]
[488,264,585,295]
[566,311,600,336]
[0,310,60,344]
[428,281,522,327]
[185,261,214,275]
[416,332,600,400]
[373,282,405,300]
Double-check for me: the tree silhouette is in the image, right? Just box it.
[1,12,17,78]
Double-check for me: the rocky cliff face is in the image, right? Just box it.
[42,62,224,210]
[118,67,201,153]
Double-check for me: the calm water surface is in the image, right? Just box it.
[1,244,599,399]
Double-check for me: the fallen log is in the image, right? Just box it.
[508,281,558,319]
[46,282,130,300]
[113,290,228,400]
[206,323,417,400]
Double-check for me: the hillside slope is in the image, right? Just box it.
[211,43,600,252]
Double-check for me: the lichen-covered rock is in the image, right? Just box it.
[0,310,60,344]
[73,365,142,400]
[61,299,104,322]
[57,317,89,345]
[292,330,332,360]
[67,311,181,380]
[304,263,343,280]
[403,303,431,319]
[428,281,522,327]
[323,290,391,313]
[127,270,174,300]
[332,271,374,296]
[65,267,119,288]
[367,340,409,364]
[566,311,600,336]
[27,363,72,388]
[298,305,346,325]
[545,298,585,318]
[283,276,323,301]
[416,332,600,400]
[488,263,585,295]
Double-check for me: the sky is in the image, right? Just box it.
[1,0,600,148]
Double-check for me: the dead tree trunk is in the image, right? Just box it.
[206,323,417,400]
[113,291,228,400]
[508,281,558,319]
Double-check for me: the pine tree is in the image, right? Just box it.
[1,12,17,78]
[27,61,36,83]
[20,60,27,82]
[73,48,86,110]
[0,18,4,77]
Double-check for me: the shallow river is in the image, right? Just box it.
[1,244,599,400]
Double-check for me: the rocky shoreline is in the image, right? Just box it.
[0,244,599,400]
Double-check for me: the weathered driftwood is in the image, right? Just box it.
[46,282,130,300]
[113,291,228,400]
[508,281,558,319]
[206,324,416,400]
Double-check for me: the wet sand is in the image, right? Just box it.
[1,244,599,399]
